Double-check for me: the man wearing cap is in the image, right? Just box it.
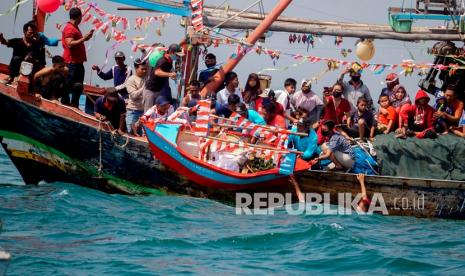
[198,53,218,85]
[94,89,127,133]
[61,7,94,108]
[290,80,324,125]
[143,43,184,112]
[380,73,399,98]
[92,51,133,99]
[338,68,374,114]
[142,96,175,122]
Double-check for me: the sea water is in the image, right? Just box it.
[1,148,465,275]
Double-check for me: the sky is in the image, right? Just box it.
[0,0,453,105]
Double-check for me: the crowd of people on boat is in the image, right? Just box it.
[2,8,465,172]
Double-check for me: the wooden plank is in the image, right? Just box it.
[204,15,463,41]
[118,5,462,41]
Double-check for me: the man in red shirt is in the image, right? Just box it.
[61,7,94,108]
[434,87,464,128]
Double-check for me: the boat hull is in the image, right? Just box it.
[300,171,465,219]
[1,76,465,219]
[145,124,293,190]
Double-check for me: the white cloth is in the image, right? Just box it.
[216,87,243,106]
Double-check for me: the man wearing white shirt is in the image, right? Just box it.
[216,71,243,105]
[275,78,298,124]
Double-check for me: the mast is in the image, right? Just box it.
[200,0,293,97]
[32,0,46,32]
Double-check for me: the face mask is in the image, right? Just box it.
[333,92,342,98]
[351,76,361,82]
[321,130,330,137]
[171,54,177,61]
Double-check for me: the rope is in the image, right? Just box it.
[211,0,263,30]
[98,119,103,178]
[103,121,130,148]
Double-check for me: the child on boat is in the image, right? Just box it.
[376,95,396,134]
[433,91,453,134]
[242,73,261,109]
[345,97,375,140]
[397,89,436,139]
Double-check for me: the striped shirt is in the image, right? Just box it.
[328,131,354,158]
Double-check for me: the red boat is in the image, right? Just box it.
[144,122,311,190]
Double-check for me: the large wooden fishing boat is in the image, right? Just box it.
[1,70,465,219]
[1,0,465,219]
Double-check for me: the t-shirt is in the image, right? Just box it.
[215,103,233,118]
[343,81,373,112]
[216,87,243,106]
[459,110,465,127]
[126,75,145,111]
[275,90,291,110]
[380,87,394,98]
[62,22,86,64]
[328,131,354,158]
[145,56,173,92]
[267,114,286,129]
[291,90,323,114]
[350,109,374,128]
[377,106,397,125]
[323,96,351,124]
[98,65,133,88]
[247,109,266,125]
[94,96,126,129]
[255,98,284,115]
[289,128,320,160]
[7,38,45,68]
[198,66,216,84]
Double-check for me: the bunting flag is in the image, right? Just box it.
[190,0,205,32]
[193,100,211,137]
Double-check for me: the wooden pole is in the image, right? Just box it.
[210,114,308,136]
[204,15,463,42]
[117,6,463,41]
[185,131,303,154]
[200,0,293,97]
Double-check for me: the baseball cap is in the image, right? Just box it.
[114,51,125,58]
[386,73,398,83]
[155,96,170,106]
[168,43,185,57]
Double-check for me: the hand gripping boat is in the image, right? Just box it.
[144,121,311,191]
